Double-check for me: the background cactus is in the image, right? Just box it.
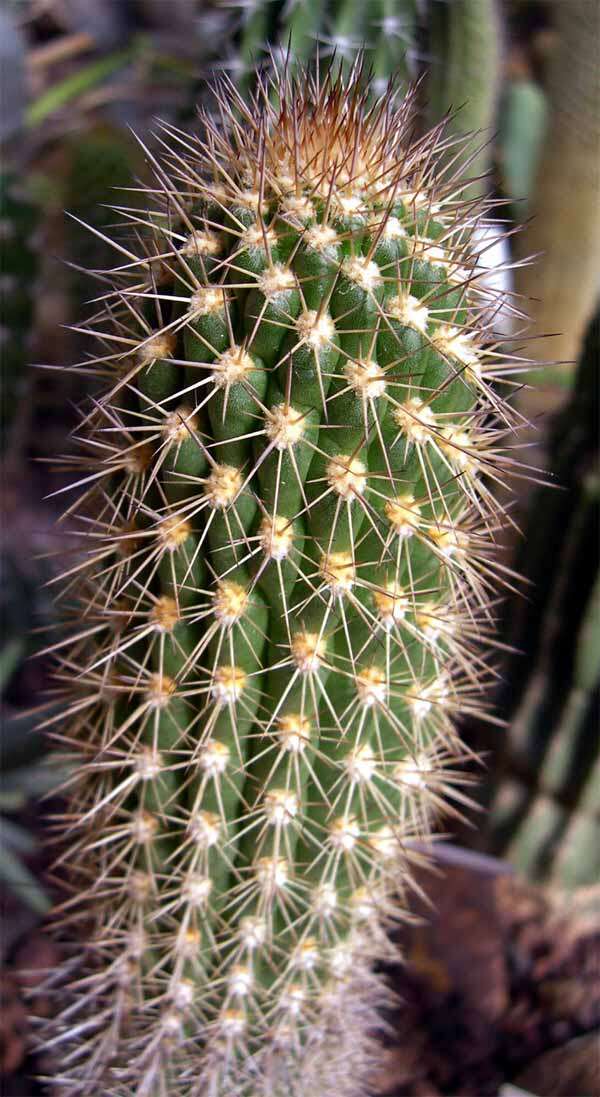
[427,0,502,196]
[513,0,600,388]
[40,59,527,1096]
[0,173,38,449]
[224,0,419,92]
[482,309,600,890]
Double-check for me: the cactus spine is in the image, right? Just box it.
[44,62,526,1096]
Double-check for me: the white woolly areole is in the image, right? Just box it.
[303,223,339,253]
[171,979,195,1011]
[395,752,431,787]
[320,551,356,594]
[329,814,361,851]
[326,454,367,500]
[278,984,306,1016]
[257,263,296,299]
[265,403,305,449]
[200,739,229,776]
[212,345,254,388]
[385,493,423,537]
[237,187,265,208]
[228,965,253,997]
[431,325,482,377]
[293,938,319,970]
[260,514,294,560]
[130,811,157,844]
[407,235,447,267]
[256,856,289,890]
[163,406,197,442]
[157,516,191,550]
[373,581,409,627]
[189,286,225,316]
[213,580,248,625]
[146,673,176,710]
[290,631,325,673]
[441,426,479,472]
[329,943,355,978]
[134,747,163,780]
[407,686,434,721]
[263,788,298,825]
[181,229,219,257]
[188,810,220,848]
[204,463,242,508]
[370,825,400,858]
[182,874,213,908]
[344,357,386,398]
[387,292,429,332]
[355,666,387,707]
[350,886,378,920]
[241,224,276,250]
[296,309,335,350]
[240,917,266,950]
[335,191,365,216]
[415,602,446,641]
[312,883,338,917]
[212,664,246,703]
[219,1010,246,1037]
[277,714,310,753]
[137,332,174,366]
[393,396,437,443]
[429,526,469,560]
[346,745,377,782]
[281,193,315,222]
[343,255,382,290]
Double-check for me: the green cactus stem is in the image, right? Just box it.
[485,310,600,888]
[0,173,38,446]
[427,0,502,197]
[515,0,600,386]
[42,61,528,1096]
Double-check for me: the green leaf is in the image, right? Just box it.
[26,48,135,129]
[0,639,23,692]
[0,842,50,915]
[1,815,38,854]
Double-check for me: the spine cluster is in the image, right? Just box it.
[43,62,526,1096]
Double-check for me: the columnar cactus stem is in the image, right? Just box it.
[515,0,600,383]
[43,62,528,1096]
[484,310,600,888]
[427,0,502,196]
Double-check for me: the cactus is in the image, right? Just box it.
[42,62,526,1096]
[497,75,548,221]
[427,0,503,196]
[0,173,38,447]
[514,0,600,385]
[483,310,600,889]
[221,0,419,93]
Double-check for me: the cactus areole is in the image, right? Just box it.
[45,62,525,1096]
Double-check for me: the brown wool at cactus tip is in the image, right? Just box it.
[40,58,533,1097]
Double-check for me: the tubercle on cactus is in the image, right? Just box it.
[40,59,532,1097]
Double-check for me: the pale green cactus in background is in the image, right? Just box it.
[484,310,600,890]
[514,0,600,386]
